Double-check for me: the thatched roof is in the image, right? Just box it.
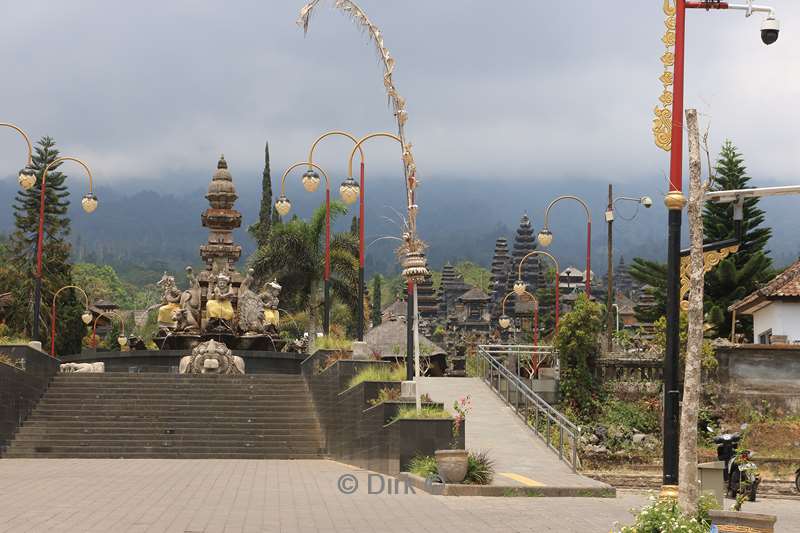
[365,317,446,357]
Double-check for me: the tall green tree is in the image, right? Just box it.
[6,137,84,353]
[555,293,603,417]
[702,141,773,337]
[249,141,274,247]
[250,202,358,334]
[371,275,383,326]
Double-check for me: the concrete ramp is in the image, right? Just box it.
[418,377,607,489]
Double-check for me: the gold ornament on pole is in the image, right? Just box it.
[679,244,739,311]
[653,0,676,151]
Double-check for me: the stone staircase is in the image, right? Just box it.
[4,373,326,459]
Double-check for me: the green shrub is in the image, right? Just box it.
[347,364,406,389]
[615,493,718,533]
[602,399,660,435]
[465,450,495,485]
[408,455,437,478]
[393,405,451,421]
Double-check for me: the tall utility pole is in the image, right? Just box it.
[606,184,614,353]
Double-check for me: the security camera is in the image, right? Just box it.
[641,196,653,208]
[761,16,780,45]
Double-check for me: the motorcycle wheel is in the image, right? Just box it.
[728,470,741,499]
[795,472,800,493]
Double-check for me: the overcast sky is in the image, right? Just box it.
[1,1,798,192]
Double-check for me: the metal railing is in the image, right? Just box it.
[476,344,581,470]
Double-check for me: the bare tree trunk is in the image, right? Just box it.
[678,108,705,513]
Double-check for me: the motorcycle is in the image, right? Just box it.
[795,467,799,493]
[713,432,760,501]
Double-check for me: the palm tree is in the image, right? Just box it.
[250,202,359,335]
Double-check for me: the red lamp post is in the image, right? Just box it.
[498,290,539,346]
[306,131,367,340]
[275,161,333,335]
[30,157,98,342]
[655,0,780,494]
[513,250,561,335]
[537,196,592,295]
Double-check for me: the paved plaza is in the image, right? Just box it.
[0,459,797,533]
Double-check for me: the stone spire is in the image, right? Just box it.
[511,213,539,292]
[200,155,243,272]
[416,272,438,320]
[490,237,511,318]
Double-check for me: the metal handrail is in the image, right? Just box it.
[476,344,581,470]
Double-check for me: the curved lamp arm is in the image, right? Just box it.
[308,130,364,168]
[277,161,330,200]
[541,195,592,232]
[500,289,538,317]
[42,156,95,195]
[92,311,127,348]
[514,249,560,333]
[517,250,560,283]
[347,132,402,178]
[1,122,33,167]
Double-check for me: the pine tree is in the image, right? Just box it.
[7,137,83,353]
[350,215,358,237]
[703,141,773,337]
[249,141,273,246]
[371,275,383,326]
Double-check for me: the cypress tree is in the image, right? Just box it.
[703,141,773,337]
[371,275,383,326]
[350,215,358,237]
[7,137,83,353]
[249,141,274,246]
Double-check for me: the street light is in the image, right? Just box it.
[515,250,561,334]
[30,157,98,342]
[0,123,35,189]
[652,0,779,495]
[347,132,429,381]
[538,195,592,294]
[306,131,367,340]
[604,188,652,352]
[91,311,126,350]
[276,161,333,335]
[50,285,93,357]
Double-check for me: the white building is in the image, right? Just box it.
[730,260,800,344]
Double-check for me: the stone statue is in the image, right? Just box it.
[60,362,105,373]
[155,268,201,333]
[237,269,281,335]
[156,273,182,328]
[259,279,281,328]
[179,339,244,374]
[206,273,235,331]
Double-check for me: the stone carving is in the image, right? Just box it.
[179,339,244,374]
[155,267,201,332]
[206,273,235,331]
[237,269,281,335]
[60,362,105,373]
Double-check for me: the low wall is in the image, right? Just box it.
[301,357,460,475]
[716,344,800,412]
[0,345,60,454]
[61,349,306,374]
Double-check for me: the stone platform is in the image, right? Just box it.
[62,349,307,374]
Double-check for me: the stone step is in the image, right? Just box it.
[14,427,320,438]
[20,419,319,428]
[3,451,327,459]
[7,438,324,449]
[44,387,308,394]
[39,396,313,411]
[51,375,304,384]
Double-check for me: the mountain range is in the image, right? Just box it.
[2,172,799,285]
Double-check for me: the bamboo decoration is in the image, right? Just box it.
[297,1,426,272]
[653,0,676,151]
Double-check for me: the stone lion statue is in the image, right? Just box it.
[179,339,244,375]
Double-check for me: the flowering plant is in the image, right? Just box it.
[451,395,472,449]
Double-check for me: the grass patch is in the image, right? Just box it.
[312,335,352,352]
[393,405,451,421]
[368,386,401,406]
[347,364,406,389]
